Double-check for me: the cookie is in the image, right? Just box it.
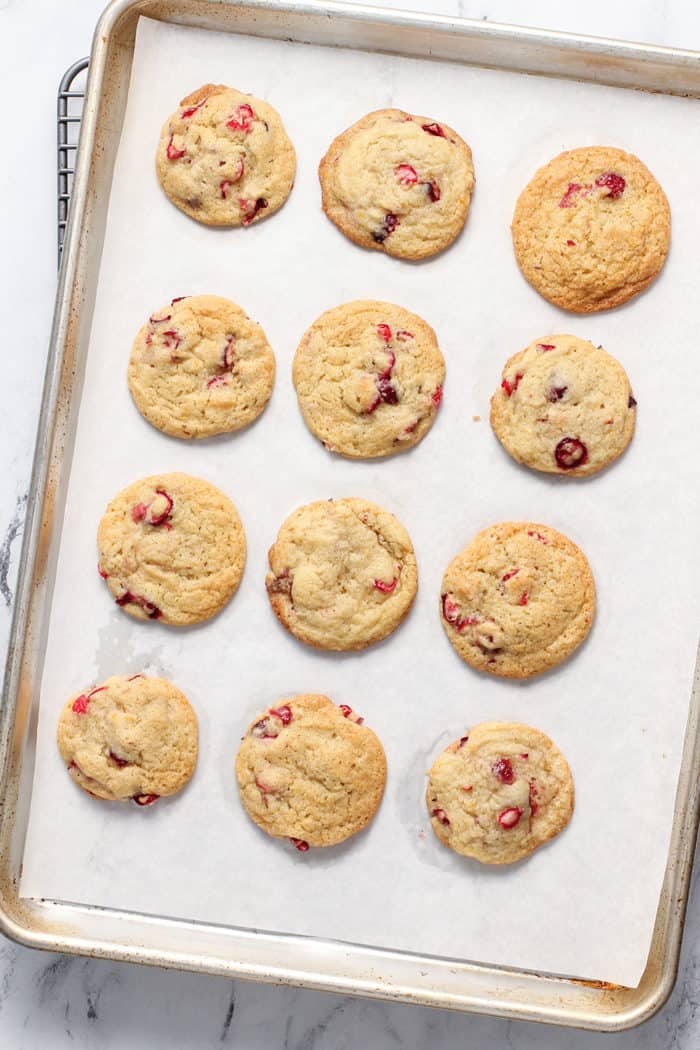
[440,522,595,678]
[319,108,474,260]
[128,294,275,439]
[156,83,296,227]
[97,472,245,626]
[235,694,386,849]
[426,722,574,865]
[292,300,445,458]
[490,335,636,476]
[266,497,417,651]
[512,146,670,312]
[57,674,198,804]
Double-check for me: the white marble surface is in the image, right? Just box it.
[1,0,699,1045]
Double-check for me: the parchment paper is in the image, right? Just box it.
[20,15,700,986]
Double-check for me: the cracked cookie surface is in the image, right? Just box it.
[319,108,474,260]
[156,83,296,227]
[97,472,245,626]
[440,521,595,678]
[426,721,574,864]
[57,674,198,803]
[128,294,275,439]
[236,693,387,848]
[512,146,670,312]
[490,334,636,476]
[266,497,417,651]
[292,300,445,458]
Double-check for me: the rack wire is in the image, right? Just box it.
[57,59,89,263]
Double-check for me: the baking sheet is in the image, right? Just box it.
[19,15,700,987]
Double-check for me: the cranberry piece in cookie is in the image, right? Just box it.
[440,521,595,678]
[319,108,474,260]
[426,721,574,864]
[265,497,417,651]
[98,472,246,626]
[292,300,445,459]
[236,694,386,849]
[512,146,670,312]
[490,334,636,476]
[156,84,295,227]
[57,675,198,803]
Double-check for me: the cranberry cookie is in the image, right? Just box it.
[441,522,595,678]
[156,84,296,227]
[490,334,636,476]
[266,497,417,651]
[512,146,670,312]
[426,722,574,864]
[319,108,474,260]
[292,300,445,458]
[57,674,198,804]
[236,694,387,850]
[98,472,245,626]
[128,295,275,439]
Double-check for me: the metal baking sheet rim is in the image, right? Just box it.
[2,0,700,1030]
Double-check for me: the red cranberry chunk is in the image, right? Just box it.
[498,806,522,829]
[528,780,539,816]
[131,502,147,523]
[376,376,399,405]
[396,164,418,185]
[566,239,576,246]
[424,181,441,202]
[339,704,353,718]
[269,705,292,726]
[181,97,207,119]
[595,172,625,198]
[291,838,309,852]
[431,385,443,408]
[72,694,90,715]
[432,807,450,826]
[376,323,392,343]
[628,394,637,408]
[501,569,519,583]
[422,122,446,137]
[145,490,173,526]
[251,717,277,739]
[527,530,548,544]
[501,372,523,397]
[98,565,109,579]
[396,330,413,342]
[536,343,556,352]
[109,751,129,768]
[133,793,159,806]
[559,182,582,208]
[374,577,397,594]
[548,384,568,402]
[372,213,399,243]
[518,592,528,606]
[555,437,589,470]
[491,757,515,784]
[240,197,268,225]
[223,336,236,369]
[226,103,254,132]
[166,136,185,160]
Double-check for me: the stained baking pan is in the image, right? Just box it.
[2,0,700,1030]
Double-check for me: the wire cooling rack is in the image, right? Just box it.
[58,59,89,263]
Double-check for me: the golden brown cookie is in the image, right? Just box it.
[490,334,636,476]
[97,472,245,626]
[426,722,574,864]
[266,497,417,651]
[128,294,275,439]
[57,674,198,804]
[512,146,670,312]
[292,300,445,458]
[319,108,474,260]
[156,84,296,227]
[236,693,387,849]
[440,522,595,678]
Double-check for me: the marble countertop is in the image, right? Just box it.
[1,0,699,1045]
